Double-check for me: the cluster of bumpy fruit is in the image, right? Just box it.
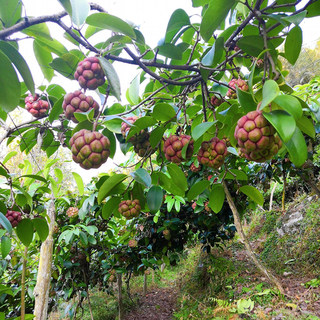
[227,78,249,99]
[118,199,141,219]
[6,210,22,227]
[24,94,49,118]
[120,116,155,157]
[66,207,79,218]
[234,110,282,162]
[163,134,194,163]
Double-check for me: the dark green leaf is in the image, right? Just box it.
[159,172,185,197]
[0,50,20,112]
[200,0,236,41]
[33,40,54,81]
[192,122,215,141]
[201,37,224,67]
[147,186,163,214]
[102,129,116,159]
[49,97,63,123]
[239,185,264,205]
[306,1,320,17]
[263,110,296,143]
[32,218,49,242]
[187,180,210,201]
[259,80,280,109]
[284,127,307,167]
[50,53,80,79]
[285,26,302,65]
[167,163,188,191]
[86,13,136,39]
[296,116,315,138]
[152,103,176,121]
[150,127,165,149]
[274,95,302,120]
[157,43,184,60]
[209,184,225,213]
[237,36,264,57]
[98,57,121,101]
[1,236,11,258]
[16,219,34,247]
[98,174,127,203]
[237,88,256,113]
[165,9,190,43]
[18,174,47,183]
[131,168,151,188]
[102,197,121,219]
[0,41,34,94]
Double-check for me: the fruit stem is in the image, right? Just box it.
[223,181,285,294]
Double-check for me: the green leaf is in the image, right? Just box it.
[0,0,22,27]
[285,26,302,65]
[16,219,34,247]
[1,236,11,258]
[98,174,127,204]
[32,218,49,242]
[150,127,166,149]
[296,116,315,139]
[209,184,225,213]
[284,127,307,167]
[259,80,280,109]
[200,0,236,41]
[159,172,185,197]
[49,97,63,123]
[152,103,176,121]
[201,37,224,67]
[102,197,121,219]
[50,53,80,79]
[102,129,116,159]
[70,0,90,27]
[187,180,210,201]
[147,186,163,214]
[282,10,306,25]
[274,95,302,120]
[18,174,47,183]
[98,57,121,101]
[239,186,264,206]
[165,9,190,43]
[131,168,151,188]
[263,110,296,143]
[126,75,140,105]
[157,43,184,60]
[0,50,20,112]
[72,172,84,196]
[0,212,12,234]
[167,163,188,191]
[0,41,34,94]
[192,122,215,141]
[237,36,264,57]
[86,13,136,39]
[306,1,320,17]
[237,89,256,113]
[33,40,54,81]
[23,23,52,40]
[3,151,17,164]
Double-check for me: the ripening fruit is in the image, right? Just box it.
[118,199,141,219]
[69,129,110,169]
[62,91,99,123]
[25,94,49,118]
[66,207,79,218]
[128,239,138,248]
[234,110,282,162]
[6,210,22,227]
[163,134,194,163]
[163,229,171,240]
[226,78,249,99]
[190,163,201,172]
[74,57,105,90]
[210,95,223,107]
[120,116,139,139]
[197,137,227,169]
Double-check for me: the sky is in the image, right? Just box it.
[6,0,320,181]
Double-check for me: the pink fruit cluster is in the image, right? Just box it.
[66,207,79,218]
[190,163,201,172]
[63,91,99,123]
[197,137,227,169]
[70,129,110,169]
[74,57,105,90]
[118,199,141,219]
[25,94,49,118]
[210,95,224,107]
[6,210,22,227]
[128,239,138,248]
[227,79,249,99]
[234,110,282,162]
[163,134,194,163]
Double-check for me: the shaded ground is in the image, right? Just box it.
[123,288,177,320]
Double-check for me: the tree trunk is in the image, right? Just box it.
[33,197,55,320]
[117,273,123,320]
[223,182,284,294]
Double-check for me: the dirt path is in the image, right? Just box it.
[123,288,178,320]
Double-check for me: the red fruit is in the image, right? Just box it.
[118,199,141,219]
[74,57,105,90]
[163,134,194,163]
[25,94,49,118]
[191,202,197,210]
[6,210,22,227]
[62,91,99,123]
[210,95,223,107]
[226,79,249,99]
[204,201,211,213]
[66,207,78,218]
[190,163,201,172]
[128,239,138,248]
[197,137,227,169]
[234,110,282,162]
[69,129,110,169]
[121,116,139,140]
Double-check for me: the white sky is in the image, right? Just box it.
[8,0,320,181]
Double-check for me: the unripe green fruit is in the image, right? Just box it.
[118,199,141,219]
[69,129,110,169]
